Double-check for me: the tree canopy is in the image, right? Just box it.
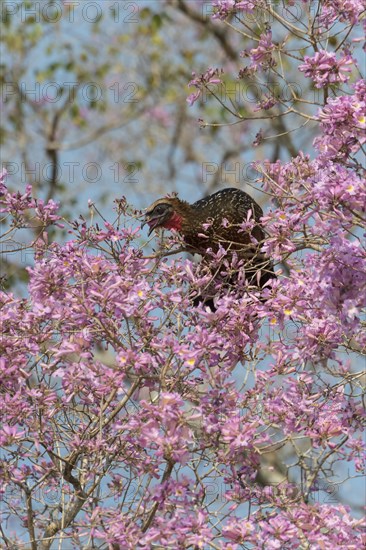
[0,1,365,549]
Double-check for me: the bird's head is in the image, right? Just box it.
[142,197,186,236]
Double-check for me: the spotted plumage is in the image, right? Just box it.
[185,188,264,251]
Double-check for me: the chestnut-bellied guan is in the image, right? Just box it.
[143,187,275,309]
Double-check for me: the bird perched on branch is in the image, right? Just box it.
[143,187,275,308]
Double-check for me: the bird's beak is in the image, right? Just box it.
[141,213,158,237]
[140,218,147,230]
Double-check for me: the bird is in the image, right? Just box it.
[143,187,275,309]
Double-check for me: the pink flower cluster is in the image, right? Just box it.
[0,168,61,227]
[212,0,257,20]
[223,503,364,548]
[315,79,366,162]
[187,67,223,106]
[246,31,276,71]
[299,50,354,88]
[320,0,365,26]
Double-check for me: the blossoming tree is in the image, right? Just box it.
[1,1,365,549]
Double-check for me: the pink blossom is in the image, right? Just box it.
[299,50,354,88]
[212,0,257,20]
[320,0,365,26]
[247,31,276,71]
[314,80,366,161]
[187,68,223,105]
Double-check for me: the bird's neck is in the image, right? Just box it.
[163,210,183,232]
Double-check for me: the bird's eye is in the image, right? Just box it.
[154,204,167,215]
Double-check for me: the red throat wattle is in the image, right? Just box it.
[162,211,183,232]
